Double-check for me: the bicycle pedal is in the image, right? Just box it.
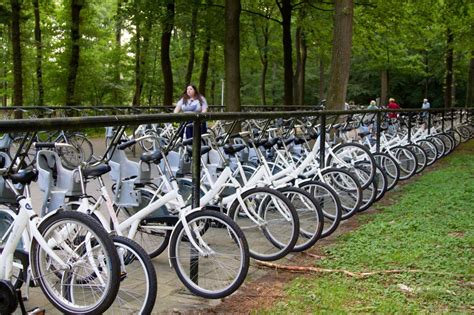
[27,307,46,315]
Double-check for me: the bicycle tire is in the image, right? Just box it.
[427,135,445,159]
[407,143,427,174]
[389,146,417,180]
[326,142,376,189]
[68,133,94,163]
[109,235,157,314]
[118,188,173,258]
[227,186,299,261]
[373,152,400,191]
[416,139,438,166]
[297,180,342,238]
[278,186,324,252]
[169,210,249,299]
[373,161,388,201]
[316,168,363,220]
[30,211,120,315]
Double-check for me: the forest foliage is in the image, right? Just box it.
[0,0,473,110]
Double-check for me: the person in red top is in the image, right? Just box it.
[387,98,400,119]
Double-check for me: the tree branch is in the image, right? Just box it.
[255,261,467,278]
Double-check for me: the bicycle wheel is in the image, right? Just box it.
[316,168,362,220]
[416,139,438,166]
[357,166,377,212]
[68,133,94,163]
[437,133,454,155]
[427,135,446,159]
[169,210,249,299]
[326,142,376,189]
[30,211,120,315]
[227,186,299,261]
[108,235,157,314]
[407,143,427,173]
[389,146,417,180]
[297,180,342,238]
[118,188,172,258]
[373,161,388,201]
[57,141,84,170]
[278,186,324,252]
[373,152,400,191]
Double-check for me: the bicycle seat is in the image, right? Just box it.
[276,137,294,148]
[83,164,111,178]
[223,144,246,155]
[358,131,371,138]
[186,145,211,156]
[9,167,38,185]
[140,150,163,164]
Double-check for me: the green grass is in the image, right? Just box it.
[264,140,474,314]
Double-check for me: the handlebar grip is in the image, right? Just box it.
[117,139,137,150]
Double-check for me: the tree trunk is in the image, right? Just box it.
[132,22,142,106]
[224,0,241,112]
[424,51,429,99]
[1,25,9,107]
[198,0,212,97]
[319,56,325,103]
[380,69,389,107]
[466,53,474,107]
[133,16,153,107]
[113,0,122,104]
[252,19,269,106]
[444,28,453,108]
[277,0,293,106]
[326,0,354,111]
[10,0,23,112]
[33,0,44,107]
[295,26,307,106]
[199,34,211,97]
[65,0,84,106]
[184,0,199,85]
[294,25,301,105]
[161,0,175,106]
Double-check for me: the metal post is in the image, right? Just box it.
[407,112,412,143]
[442,111,445,132]
[376,111,381,153]
[319,114,326,167]
[190,118,202,284]
[427,110,432,135]
[451,108,454,130]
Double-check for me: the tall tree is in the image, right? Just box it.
[33,0,44,106]
[294,8,307,106]
[65,0,84,105]
[224,0,241,112]
[161,0,175,106]
[113,0,123,104]
[467,53,474,107]
[276,0,293,106]
[198,0,213,97]
[444,28,454,108]
[132,7,153,107]
[10,0,22,110]
[326,0,353,110]
[184,0,199,85]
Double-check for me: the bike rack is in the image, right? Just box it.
[0,106,471,288]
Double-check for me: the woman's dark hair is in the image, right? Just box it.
[180,84,204,104]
